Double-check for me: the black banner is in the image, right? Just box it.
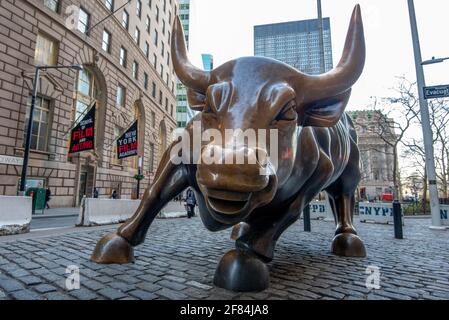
[117,120,138,160]
[68,105,95,154]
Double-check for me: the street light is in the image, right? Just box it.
[407,0,445,230]
[421,56,449,66]
[19,64,83,195]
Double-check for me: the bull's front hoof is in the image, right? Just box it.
[214,249,269,292]
[91,232,135,264]
[331,233,366,257]
[230,222,250,241]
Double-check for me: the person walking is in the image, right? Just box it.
[45,187,51,209]
[185,188,197,218]
[111,189,118,199]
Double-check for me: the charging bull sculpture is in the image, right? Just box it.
[92,5,367,292]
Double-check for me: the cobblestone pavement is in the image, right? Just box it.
[0,217,448,300]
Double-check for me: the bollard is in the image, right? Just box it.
[393,200,403,239]
[303,204,311,232]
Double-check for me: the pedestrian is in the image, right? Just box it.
[45,187,51,209]
[185,188,196,218]
[111,189,118,199]
[93,188,99,198]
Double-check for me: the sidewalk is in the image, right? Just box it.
[32,207,79,219]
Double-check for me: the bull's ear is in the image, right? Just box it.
[299,89,351,127]
[187,88,207,111]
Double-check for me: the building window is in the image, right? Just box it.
[74,68,96,124]
[156,6,159,22]
[149,143,154,172]
[165,73,169,84]
[44,0,59,12]
[168,31,171,44]
[151,111,155,127]
[159,90,162,104]
[153,53,157,68]
[169,11,172,24]
[144,41,150,59]
[165,97,168,111]
[77,7,90,34]
[144,72,149,89]
[34,33,58,65]
[105,0,114,11]
[116,84,125,107]
[112,126,123,165]
[154,29,158,46]
[119,47,127,67]
[122,10,129,30]
[160,64,163,77]
[170,104,173,116]
[134,27,140,45]
[152,82,156,98]
[163,0,166,12]
[148,0,152,9]
[136,0,142,18]
[102,29,111,53]
[166,52,170,66]
[162,20,166,35]
[132,61,139,79]
[146,16,151,33]
[24,96,51,151]
[161,42,165,56]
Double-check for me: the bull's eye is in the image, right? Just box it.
[275,101,297,122]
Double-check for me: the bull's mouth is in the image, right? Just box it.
[206,189,252,215]
[199,175,278,225]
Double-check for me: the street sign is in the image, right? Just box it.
[423,85,449,99]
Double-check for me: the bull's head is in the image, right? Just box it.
[171,5,365,225]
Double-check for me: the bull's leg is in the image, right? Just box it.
[325,141,366,257]
[214,153,333,292]
[91,142,190,264]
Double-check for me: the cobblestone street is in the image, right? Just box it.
[0,217,448,300]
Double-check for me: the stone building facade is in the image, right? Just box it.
[0,0,178,207]
[349,111,397,201]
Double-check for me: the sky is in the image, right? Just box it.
[186,0,449,111]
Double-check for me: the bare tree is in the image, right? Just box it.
[353,77,420,200]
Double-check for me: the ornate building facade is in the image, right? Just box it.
[0,0,178,206]
[349,111,397,201]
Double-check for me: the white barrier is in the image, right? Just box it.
[439,205,449,226]
[359,202,402,224]
[309,200,333,220]
[0,196,32,235]
[77,198,141,226]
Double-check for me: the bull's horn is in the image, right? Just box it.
[171,16,210,92]
[302,4,365,103]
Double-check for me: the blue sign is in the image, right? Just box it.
[423,85,449,99]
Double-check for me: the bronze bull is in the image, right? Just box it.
[92,5,367,292]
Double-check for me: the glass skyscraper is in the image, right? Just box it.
[254,18,333,75]
[201,54,214,71]
[176,0,194,128]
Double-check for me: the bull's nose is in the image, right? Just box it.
[197,145,270,193]
[201,144,268,168]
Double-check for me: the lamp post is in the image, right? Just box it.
[317,0,326,74]
[137,156,143,199]
[19,64,83,195]
[407,0,444,230]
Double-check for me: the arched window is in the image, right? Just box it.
[74,68,97,123]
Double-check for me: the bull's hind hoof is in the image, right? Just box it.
[214,249,269,292]
[331,233,366,257]
[91,232,135,264]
